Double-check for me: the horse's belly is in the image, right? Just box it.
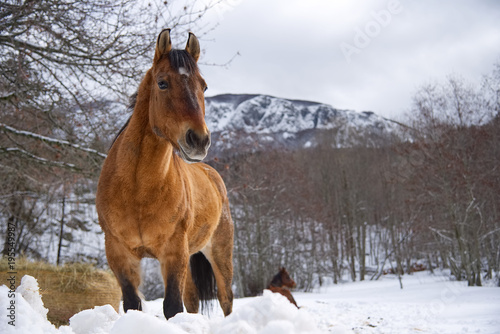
[185,213,218,254]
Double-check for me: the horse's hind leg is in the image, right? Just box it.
[204,205,234,316]
[105,235,142,312]
[183,265,199,313]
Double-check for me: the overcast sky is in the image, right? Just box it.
[194,0,500,119]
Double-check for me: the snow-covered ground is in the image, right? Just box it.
[1,272,499,334]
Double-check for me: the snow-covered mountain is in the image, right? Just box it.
[204,94,402,157]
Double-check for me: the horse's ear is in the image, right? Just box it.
[155,29,172,63]
[185,32,200,62]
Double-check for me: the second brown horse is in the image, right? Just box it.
[267,267,299,308]
[96,29,234,319]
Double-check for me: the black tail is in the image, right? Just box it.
[190,252,217,313]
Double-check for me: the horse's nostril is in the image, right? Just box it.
[186,129,197,148]
[186,129,210,149]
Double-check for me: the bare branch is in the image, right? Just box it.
[0,123,107,159]
[0,147,83,173]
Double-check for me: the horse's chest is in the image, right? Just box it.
[134,186,189,227]
[108,182,189,245]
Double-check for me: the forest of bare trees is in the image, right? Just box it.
[1,1,499,299]
[212,70,500,295]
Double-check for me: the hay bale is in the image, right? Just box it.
[0,258,121,326]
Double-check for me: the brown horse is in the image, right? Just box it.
[96,29,234,319]
[267,267,298,308]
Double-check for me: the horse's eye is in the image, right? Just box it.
[158,80,168,90]
[204,86,208,93]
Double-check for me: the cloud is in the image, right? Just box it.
[200,0,500,119]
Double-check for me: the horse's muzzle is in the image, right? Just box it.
[178,129,211,163]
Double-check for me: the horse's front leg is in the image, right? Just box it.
[104,234,142,312]
[160,234,189,319]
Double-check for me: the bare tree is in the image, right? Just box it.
[404,74,500,286]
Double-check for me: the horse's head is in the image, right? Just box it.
[279,267,297,289]
[149,29,210,163]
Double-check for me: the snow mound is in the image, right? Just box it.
[214,290,320,334]
[0,275,322,334]
[16,275,49,319]
[69,305,119,334]
[109,310,188,334]
[0,275,63,334]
